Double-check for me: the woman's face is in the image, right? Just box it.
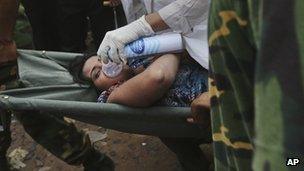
[82,56,133,90]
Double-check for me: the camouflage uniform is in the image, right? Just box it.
[1,8,93,166]
[253,0,304,170]
[208,0,304,170]
[0,3,114,169]
[0,60,96,166]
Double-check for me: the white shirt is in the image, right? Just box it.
[121,0,210,69]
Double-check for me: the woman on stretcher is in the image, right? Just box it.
[69,51,207,108]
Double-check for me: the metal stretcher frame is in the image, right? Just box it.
[0,50,204,138]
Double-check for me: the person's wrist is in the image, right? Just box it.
[0,38,17,64]
[137,15,155,36]
[0,38,14,50]
[0,38,13,45]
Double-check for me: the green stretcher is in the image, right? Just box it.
[0,50,203,138]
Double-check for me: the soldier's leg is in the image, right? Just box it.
[21,0,61,51]
[160,137,210,171]
[57,0,88,52]
[0,61,113,170]
[0,61,22,170]
[14,111,114,170]
[160,132,212,171]
[0,110,11,170]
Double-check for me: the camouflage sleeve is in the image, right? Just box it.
[253,0,304,170]
[209,0,304,170]
[208,0,257,170]
[0,61,94,166]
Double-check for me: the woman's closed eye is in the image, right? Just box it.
[94,69,101,80]
[91,67,101,80]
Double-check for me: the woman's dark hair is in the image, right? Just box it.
[69,53,96,84]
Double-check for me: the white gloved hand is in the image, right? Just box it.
[97,15,154,64]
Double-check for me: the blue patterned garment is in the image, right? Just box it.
[127,56,155,69]
[98,57,208,107]
[157,59,208,107]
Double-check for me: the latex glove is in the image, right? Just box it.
[97,15,154,64]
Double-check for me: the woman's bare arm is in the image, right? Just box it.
[107,53,180,107]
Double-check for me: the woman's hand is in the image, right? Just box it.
[187,92,210,125]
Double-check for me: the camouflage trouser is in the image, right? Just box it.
[0,60,92,165]
[209,0,304,170]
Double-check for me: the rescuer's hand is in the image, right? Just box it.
[188,92,210,125]
[97,16,154,64]
[0,40,17,65]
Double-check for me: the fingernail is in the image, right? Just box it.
[187,118,194,123]
[102,57,109,64]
